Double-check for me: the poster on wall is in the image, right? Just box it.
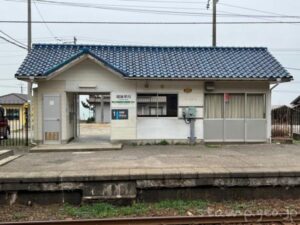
[111,93,135,106]
[111,93,135,121]
[111,93,136,109]
[111,109,128,120]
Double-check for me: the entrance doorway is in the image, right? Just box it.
[71,92,111,143]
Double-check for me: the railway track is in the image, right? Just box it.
[1,214,300,225]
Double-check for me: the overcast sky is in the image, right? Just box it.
[0,0,299,106]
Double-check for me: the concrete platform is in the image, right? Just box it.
[30,142,122,152]
[0,150,13,160]
[1,144,300,204]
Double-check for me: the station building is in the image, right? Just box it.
[15,44,292,144]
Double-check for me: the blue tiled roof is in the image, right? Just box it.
[15,44,292,80]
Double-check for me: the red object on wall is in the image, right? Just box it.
[224,93,230,102]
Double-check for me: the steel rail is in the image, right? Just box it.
[1,214,300,225]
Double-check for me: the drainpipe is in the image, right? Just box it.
[271,78,283,91]
[28,76,36,146]
[269,78,282,143]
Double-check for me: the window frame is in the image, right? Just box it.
[204,92,266,120]
[246,93,266,119]
[204,93,224,119]
[224,93,245,119]
[137,93,178,118]
[6,108,20,120]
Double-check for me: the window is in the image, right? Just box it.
[204,94,223,118]
[137,93,178,117]
[205,93,266,119]
[246,94,265,119]
[6,109,20,120]
[224,93,245,118]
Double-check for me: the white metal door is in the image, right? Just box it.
[43,94,61,144]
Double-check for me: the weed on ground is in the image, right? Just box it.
[1,199,300,222]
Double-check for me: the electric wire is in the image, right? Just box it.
[4,0,300,19]
[2,20,300,24]
[0,30,27,47]
[33,0,63,42]
[0,36,27,50]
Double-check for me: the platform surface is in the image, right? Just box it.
[30,142,122,152]
[1,144,300,182]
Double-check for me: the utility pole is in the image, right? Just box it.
[27,0,33,145]
[27,0,32,106]
[27,0,32,99]
[20,83,23,94]
[212,0,217,47]
[207,0,218,47]
[27,0,32,52]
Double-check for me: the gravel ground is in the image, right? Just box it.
[1,199,300,222]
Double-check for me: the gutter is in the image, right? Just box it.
[15,75,291,82]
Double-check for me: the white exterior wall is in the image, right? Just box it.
[136,80,204,141]
[33,57,272,143]
[33,80,66,143]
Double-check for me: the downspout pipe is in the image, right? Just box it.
[270,78,282,91]
[28,76,37,146]
[268,78,282,143]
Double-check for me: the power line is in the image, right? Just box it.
[285,67,300,71]
[3,0,222,17]
[6,0,300,19]
[33,0,62,42]
[32,0,207,11]
[0,30,27,47]
[0,35,27,50]
[1,20,300,24]
[219,2,290,17]
[271,48,300,52]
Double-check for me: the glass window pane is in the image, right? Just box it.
[159,94,178,117]
[247,94,265,118]
[137,94,178,117]
[137,94,158,117]
[225,94,245,118]
[204,94,223,118]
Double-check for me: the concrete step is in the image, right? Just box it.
[0,150,14,160]
[0,155,22,167]
[30,143,123,153]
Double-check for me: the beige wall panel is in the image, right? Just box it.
[52,59,135,92]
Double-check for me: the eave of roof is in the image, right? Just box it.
[291,95,300,105]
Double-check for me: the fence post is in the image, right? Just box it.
[25,107,29,146]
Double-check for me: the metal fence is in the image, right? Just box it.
[272,106,300,140]
[0,107,29,147]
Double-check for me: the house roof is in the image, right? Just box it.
[272,105,291,110]
[291,95,300,106]
[0,93,28,105]
[15,44,292,81]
